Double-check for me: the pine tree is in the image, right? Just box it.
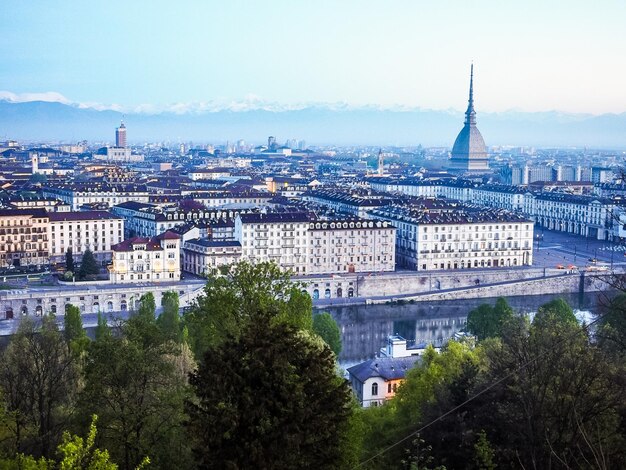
[79,249,99,280]
[65,248,75,273]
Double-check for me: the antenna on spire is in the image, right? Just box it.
[469,63,474,105]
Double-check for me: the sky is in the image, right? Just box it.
[1,0,626,115]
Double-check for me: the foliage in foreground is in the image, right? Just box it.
[186,308,353,469]
[358,297,626,469]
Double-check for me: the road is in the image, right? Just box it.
[531,229,626,270]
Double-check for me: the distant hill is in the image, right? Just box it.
[1,100,625,148]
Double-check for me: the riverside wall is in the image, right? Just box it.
[368,273,612,304]
[298,267,617,305]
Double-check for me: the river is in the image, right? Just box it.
[320,291,613,369]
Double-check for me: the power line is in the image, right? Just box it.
[355,307,613,468]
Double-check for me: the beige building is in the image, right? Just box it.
[109,231,181,283]
[48,211,124,264]
[371,206,533,271]
[0,209,49,268]
[307,219,395,275]
[182,239,242,276]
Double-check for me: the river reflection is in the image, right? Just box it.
[321,292,610,368]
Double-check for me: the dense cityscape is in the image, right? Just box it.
[2,1,626,469]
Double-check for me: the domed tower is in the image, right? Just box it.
[449,64,489,171]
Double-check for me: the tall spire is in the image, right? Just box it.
[465,63,476,126]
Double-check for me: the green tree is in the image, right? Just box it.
[157,291,181,343]
[466,297,514,340]
[136,292,155,320]
[183,261,313,359]
[56,415,126,470]
[597,293,626,355]
[473,430,496,470]
[64,304,88,354]
[65,248,75,273]
[533,297,577,327]
[186,309,353,469]
[475,314,626,468]
[78,249,99,280]
[0,317,79,458]
[0,415,150,469]
[81,308,191,470]
[313,311,342,356]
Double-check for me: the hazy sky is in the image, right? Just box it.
[2,0,625,114]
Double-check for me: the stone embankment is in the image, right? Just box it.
[303,268,618,307]
[367,272,612,304]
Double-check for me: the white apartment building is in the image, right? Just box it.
[187,168,232,180]
[307,219,396,275]
[180,191,274,208]
[371,206,533,271]
[235,212,311,274]
[527,193,614,240]
[93,147,144,162]
[42,184,150,211]
[182,239,242,276]
[112,201,258,238]
[48,211,124,264]
[109,231,181,283]
[368,178,619,240]
[303,190,401,219]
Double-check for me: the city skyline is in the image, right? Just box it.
[2,1,626,115]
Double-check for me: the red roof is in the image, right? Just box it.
[112,231,179,252]
[156,230,180,241]
[112,236,162,252]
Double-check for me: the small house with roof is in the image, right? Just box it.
[347,336,420,407]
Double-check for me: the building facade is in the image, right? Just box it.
[109,231,181,283]
[235,212,311,274]
[0,209,49,268]
[370,206,533,271]
[369,178,619,240]
[307,219,395,275]
[48,211,124,264]
[182,239,242,276]
[42,184,150,210]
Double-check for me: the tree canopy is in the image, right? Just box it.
[186,308,353,469]
[313,311,342,356]
[183,261,313,359]
[466,297,514,340]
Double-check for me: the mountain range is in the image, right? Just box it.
[1,100,625,149]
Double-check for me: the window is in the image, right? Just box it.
[371,383,378,396]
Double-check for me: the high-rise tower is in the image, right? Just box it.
[377,149,384,176]
[449,65,489,171]
[115,120,127,148]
